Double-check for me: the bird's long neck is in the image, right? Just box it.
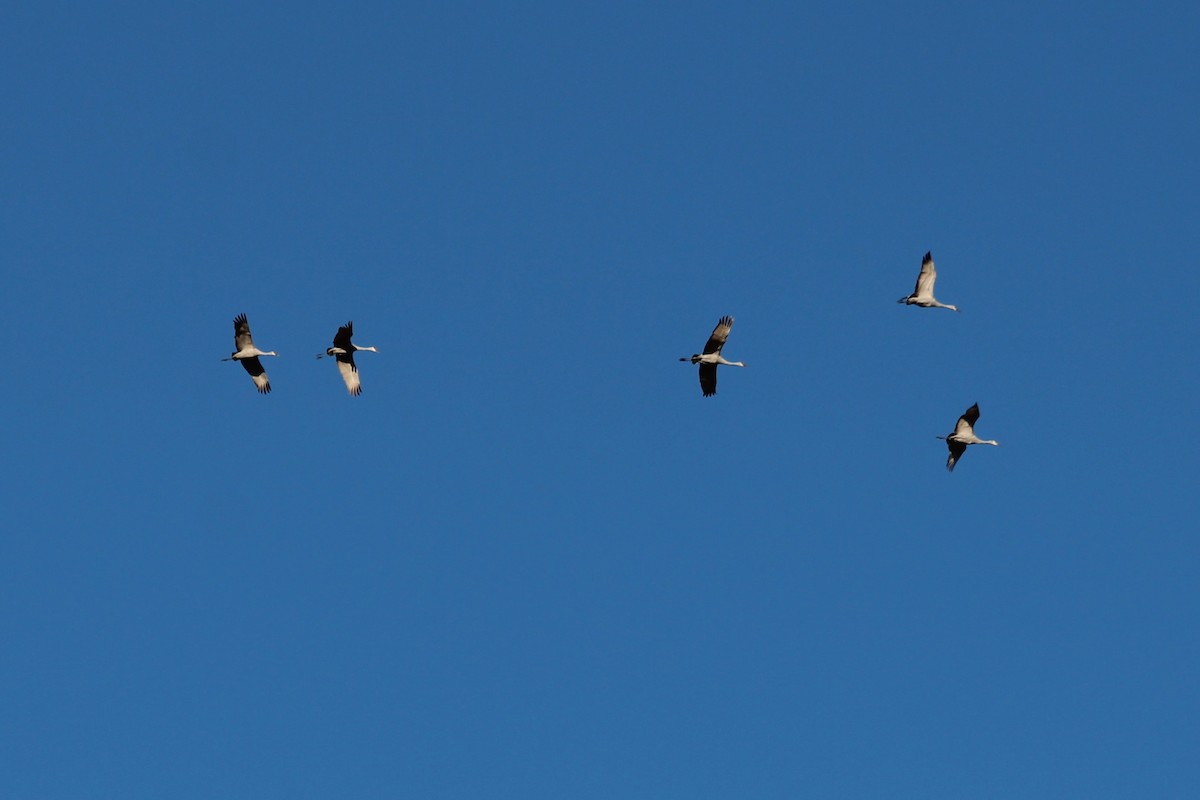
[716,356,745,367]
[937,302,959,312]
[356,345,378,352]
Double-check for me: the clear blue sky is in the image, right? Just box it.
[3,2,1198,796]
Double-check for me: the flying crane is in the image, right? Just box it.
[937,403,999,471]
[680,316,745,397]
[222,313,277,394]
[317,320,378,396]
[898,251,959,312]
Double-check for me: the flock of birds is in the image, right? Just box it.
[224,251,998,471]
[222,315,377,397]
[674,251,998,472]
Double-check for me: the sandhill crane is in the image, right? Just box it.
[937,403,999,471]
[679,315,746,397]
[316,321,378,396]
[221,313,277,394]
[898,251,959,312]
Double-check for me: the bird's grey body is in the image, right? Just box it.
[222,313,277,394]
[317,320,377,396]
[680,315,745,397]
[898,251,959,312]
[937,403,999,471]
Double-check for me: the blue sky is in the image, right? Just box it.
[3,2,1198,796]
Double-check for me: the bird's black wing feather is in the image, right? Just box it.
[332,321,354,351]
[233,313,255,351]
[946,439,966,471]
[961,403,980,427]
[240,356,271,394]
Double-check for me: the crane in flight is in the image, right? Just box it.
[898,251,959,312]
[680,316,745,397]
[937,403,999,471]
[222,313,277,394]
[317,320,378,396]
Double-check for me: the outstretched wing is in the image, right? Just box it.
[912,252,937,299]
[241,356,271,394]
[233,313,255,352]
[702,316,734,355]
[953,403,980,437]
[946,438,967,471]
[333,321,354,351]
[336,352,361,396]
[699,363,717,397]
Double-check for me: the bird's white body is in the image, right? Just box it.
[230,345,277,360]
[688,353,745,368]
[899,251,959,312]
[324,346,378,356]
